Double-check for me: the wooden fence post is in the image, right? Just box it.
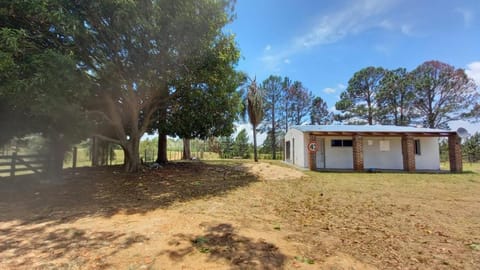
[72,147,77,169]
[10,152,17,177]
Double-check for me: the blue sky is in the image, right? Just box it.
[227,0,480,136]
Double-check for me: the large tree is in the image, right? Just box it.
[233,129,250,158]
[336,67,386,125]
[0,1,92,177]
[377,68,415,126]
[261,75,283,159]
[310,96,331,124]
[410,60,478,128]
[247,79,264,162]
[288,81,312,125]
[166,49,243,160]
[463,132,480,163]
[72,0,237,172]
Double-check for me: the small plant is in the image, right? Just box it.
[192,236,210,253]
[192,236,208,245]
[294,256,314,264]
[468,242,480,250]
[273,225,281,230]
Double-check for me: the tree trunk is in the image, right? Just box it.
[124,135,141,172]
[253,126,258,162]
[46,136,67,180]
[271,128,276,160]
[155,104,168,164]
[91,136,98,166]
[272,104,276,159]
[182,138,191,160]
[156,132,168,164]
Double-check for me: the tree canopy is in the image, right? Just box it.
[410,60,478,128]
[1,0,241,173]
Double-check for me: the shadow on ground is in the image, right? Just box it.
[0,224,147,269]
[0,161,258,225]
[163,223,286,269]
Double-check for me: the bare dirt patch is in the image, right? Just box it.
[236,162,307,181]
[0,161,479,269]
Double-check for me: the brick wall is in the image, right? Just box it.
[448,134,462,173]
[308,135,316,170]
[352,134,364,171]
[401,135,415,172]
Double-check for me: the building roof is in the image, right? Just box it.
[290,125,456,136]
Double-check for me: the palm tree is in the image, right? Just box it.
[247,78,264,162]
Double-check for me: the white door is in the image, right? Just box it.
[316,138,325,168]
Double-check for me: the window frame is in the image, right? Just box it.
[331,139,353,147]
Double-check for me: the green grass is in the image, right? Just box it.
[440,161,480,173]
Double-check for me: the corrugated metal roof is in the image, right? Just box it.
[290,125,454,133]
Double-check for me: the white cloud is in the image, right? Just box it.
[455,8,474,27]
[400,24,413,35]
[264,44,271,51]
[283,59,291,64]
[328,106,339,114]
[294,0,398,48]
[260,0,402,71]
[466,61,480,86]
[323,87,336,94]
[234,123,267,145]
[323,83,348,95]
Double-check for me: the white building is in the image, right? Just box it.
[284,125,462,172]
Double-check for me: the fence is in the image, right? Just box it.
[0,152,46,177]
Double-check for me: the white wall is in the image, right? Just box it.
[284,131,441,171]
[284,128,306,168]
[324,136,353,169]
[415,137,440,170]
[363,137,403,170]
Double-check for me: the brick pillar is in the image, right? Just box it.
[308,134,317,171]
[401,135,415,172]
[448,134,462,173]
[352,134,364,171]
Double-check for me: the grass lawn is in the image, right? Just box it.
[0,161,478,269]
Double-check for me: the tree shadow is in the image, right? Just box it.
[0,224,148,269]
[0,161,258,225]
[162,223,287,269]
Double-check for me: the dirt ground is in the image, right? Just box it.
[0,161,479,269]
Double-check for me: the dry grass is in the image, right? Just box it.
[0,160,479,269]
[264,169,480,269]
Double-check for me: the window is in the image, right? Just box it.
[414,139,421,155]
[331,139,343,147]
[285,141,291,160]
[342,140,353,147]
[331,139,353,147]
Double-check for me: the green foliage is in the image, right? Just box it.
[463,132,480,163]
[310,96,331,124]
[219,136,235,159]
[232,129,250,158]
[261,75,284,159]
[287,81,312,125]
[247,79,264,128]
[377,68,415,126]
[247,79,264,162]
[167,36,243,140]
[336,66,385,125]
[410,60,478,128]
[260,130,284,156]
